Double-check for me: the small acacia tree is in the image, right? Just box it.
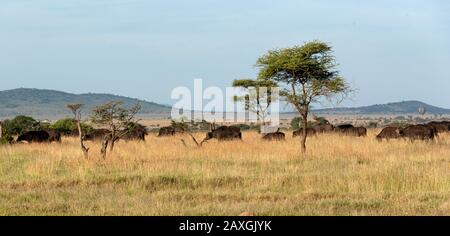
[91,101,141,159]
[256,40,351,153]
[66,104,89,159]
[232,78,278,125]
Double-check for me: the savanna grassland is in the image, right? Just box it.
[0,130,450,216]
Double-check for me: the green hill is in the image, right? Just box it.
[0,88,171,119]
[314,101,450,115]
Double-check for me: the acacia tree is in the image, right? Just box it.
[66,104,89,159]
[256,40,351,153]
[232,78,278,125]
[91,101,141,159]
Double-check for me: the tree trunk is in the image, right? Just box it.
[300,113,308,154]
[76,120,89,159]
[109,129,116,152]
[101,135,109,159]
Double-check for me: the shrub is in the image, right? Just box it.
[291,117,313,130]
[0,134,13,144]
[231,124,251,130]
[2,115,41,135]
[50,118,93,135]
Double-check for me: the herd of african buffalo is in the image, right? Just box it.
[8,120,450,144]
[376,121,450,141]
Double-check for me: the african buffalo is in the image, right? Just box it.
[121,124,148,141]
[439,121,450,129]
[17,131,50,143]
[401,124,437,141]
[312,124,335,133]
[83,129,110,141]
[376,127,402,141]
[45,129,61,142]
[335,124,367,137]
[262,132,286,141]
[336,124,354,130]
[293,128,316,137]
[201,126,242,143]
[158,126,179,137]
[428,121,450,133]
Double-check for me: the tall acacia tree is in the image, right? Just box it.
[232,79,278,124]
[256,40,351,153]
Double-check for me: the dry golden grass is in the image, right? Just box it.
[0,129,449,216]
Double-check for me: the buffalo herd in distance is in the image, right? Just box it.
[11,124,148,144]
[8,120,450,144]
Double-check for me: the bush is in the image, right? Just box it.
[0,134,13,144]
[2,115,41,135]
[231,124,251,130]
[51,118,76,134]
[50,118,93,135]
[291,117,313,130]
[312,116,330,125]
[389,121,410,128]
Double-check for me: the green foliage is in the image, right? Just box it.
[50,118,93,134]
[291,117,314,130]
[230,124,251,130]
[124,121,147,134]
[232,78,278,122]
[50,118,76,134]
[312,116,330,125]
[389,121,410,128]
[0,122,13,144]
[256,40,350,112]
[2,115,41,135]
[190,120,212,131]
[256,40,351,152]
[170,119,188,131]
[91,101,141,130]
[0,134,13,144]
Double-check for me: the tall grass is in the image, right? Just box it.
[0,130,449,215]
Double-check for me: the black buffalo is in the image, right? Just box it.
[45,129,61,142]
[17,131,50,143]
[312,124,335,133]
[428,121,450,133]
[439,121,450,129]
[293,128,316,137]
[336,124,354,130]
[376,127,403,141]
[262,132,286,141]
[201,126,242,143]
[401,124,437,141]
[335,124,367,137]
[158,126,179,137]
[121,124,148,141]
[83,129,110,141]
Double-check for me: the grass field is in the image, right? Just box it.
[0,130,449,216]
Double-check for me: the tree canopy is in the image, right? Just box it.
[232,78,278,123]
[256,40,351,153]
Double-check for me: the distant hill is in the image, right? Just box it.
[313,101,450,115]
[0,88,171,119]
[1,89,449,120]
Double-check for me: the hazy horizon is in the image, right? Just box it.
[1,0,449,108]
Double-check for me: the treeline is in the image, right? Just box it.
[0,115,93,144]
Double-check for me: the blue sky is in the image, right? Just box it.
[0,0,449,108]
